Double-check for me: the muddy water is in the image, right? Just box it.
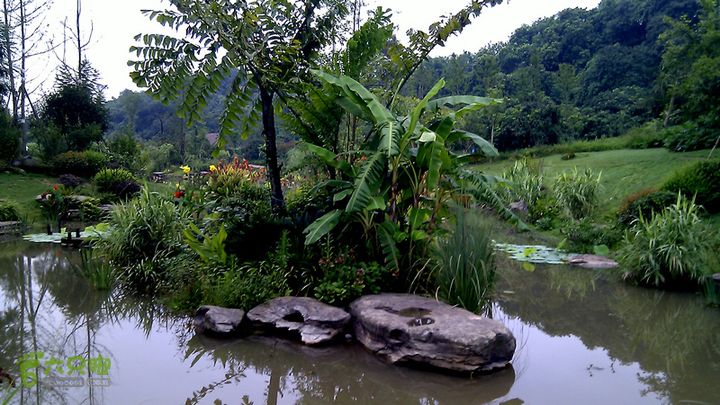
[0,242,718,404]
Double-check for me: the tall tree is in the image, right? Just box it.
[129,0,352,212]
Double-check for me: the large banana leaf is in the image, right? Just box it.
[346,151,387,213]
[304,209,342,245]
[460,170,528,230]
[377,219,402,271]
[427,95,498,112]
[417,139,449,189]
[303,142,353,175]
[312,70,393,125]
[447,130,499,157]
[406,79,446,143]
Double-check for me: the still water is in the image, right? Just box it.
[0,241,718,404]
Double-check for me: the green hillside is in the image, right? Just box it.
[478,148,715,212]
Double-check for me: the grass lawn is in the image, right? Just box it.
[478,148,714,212]
[0,172,57,225]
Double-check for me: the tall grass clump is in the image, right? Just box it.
[553,168,601,220]
[96,188,190,291]
[0,199,21,222]
[497,158,544,206]
[431,207,496,313]
[619,194,714,288]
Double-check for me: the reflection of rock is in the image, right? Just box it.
[247,297,350,345]
[350,294,516,373]
[194,305,245,337]
[567,254,619,269]
[185,333,517,404]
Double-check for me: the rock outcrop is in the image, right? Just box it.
[194,305,245,337]
[350,294,515,373]
[247,297,351,345]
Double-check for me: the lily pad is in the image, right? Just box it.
[23,223,110,244]
[494,242,570,265]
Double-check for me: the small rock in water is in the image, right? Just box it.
[194,305,245,337]
[247,297,351,345]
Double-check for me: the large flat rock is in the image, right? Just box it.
[247,297,351,345]
[194,305,245,337]
[350,294,515,373]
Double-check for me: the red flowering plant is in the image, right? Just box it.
[36,184,71,233]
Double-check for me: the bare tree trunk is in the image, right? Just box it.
[663,95,675,128]
[259,86,285,213]
[19,0,27,154]
[3,0,18,122]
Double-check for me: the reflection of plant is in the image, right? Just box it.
[74,249,114,291]
[619,194,713,287]
[553,168,601,220]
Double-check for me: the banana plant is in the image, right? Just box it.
[303,70,521,275]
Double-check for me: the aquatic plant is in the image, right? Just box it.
[431,207,496,313]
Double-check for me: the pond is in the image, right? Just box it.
[1,242,718,404]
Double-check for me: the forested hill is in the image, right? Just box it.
[403,0,703,151]
[108,0,712,154]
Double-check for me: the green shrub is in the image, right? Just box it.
[314,261,385,306]
[662,159,720,213]
[202,260,291,310]
[0,200,21,222]
[96,189,190,291]
[0,112,20,164]
[664,122,718,152]
[553,168,601,220]
[619,194,714,288]
[528,195,560,227]
[617,189,677,228]
[53,150,107,177]
[93,168,141,199]
[205,172,275,259]
[431,207,495,313]
[560,218,622,254]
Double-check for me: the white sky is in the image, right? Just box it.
[38,0,601,99]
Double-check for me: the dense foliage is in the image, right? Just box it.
[404,0,707,151]
[662,159,720,213]
[620,194,714,288]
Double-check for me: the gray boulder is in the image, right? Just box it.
[350,294,515,373]
[247,297,351,345]
[194,305,245,337]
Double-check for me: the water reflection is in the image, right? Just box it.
[0,242,719,404]
[183,336,516,404]
[496,258,720,404]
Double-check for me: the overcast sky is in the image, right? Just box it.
[40,0,601,99]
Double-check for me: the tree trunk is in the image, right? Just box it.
[259,87,285,213]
